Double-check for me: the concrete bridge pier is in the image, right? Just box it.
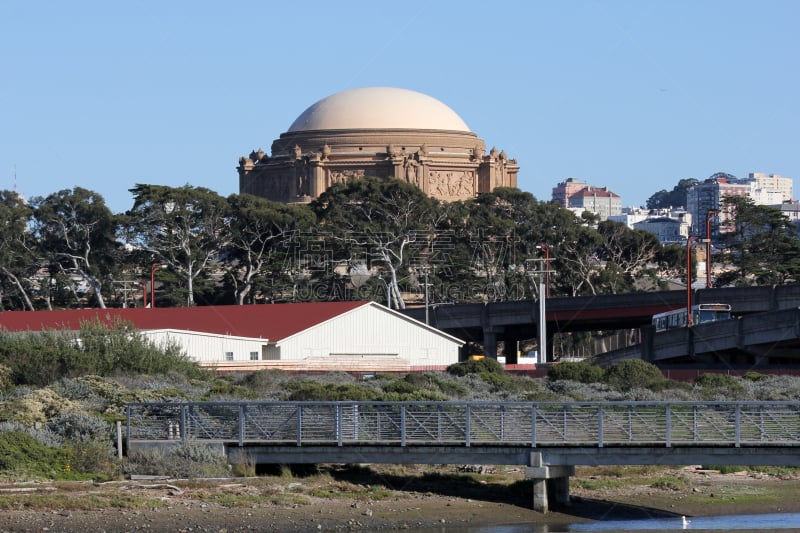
[526,452,574,513]
[482,326,504,359]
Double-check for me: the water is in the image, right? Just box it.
[420,512,800,532]
[567,512,800,531]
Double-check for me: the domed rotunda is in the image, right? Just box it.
[238,87,518,203]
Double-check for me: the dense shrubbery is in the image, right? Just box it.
[1,339,800,482]
[125,444,229,478]
[694,372,746,399]
[286,381,382,401]
[547,362,605,384]
[604,359,666,391]
[447,357,504,377]
[0,430,94,480]
[204,375,258,400]
[0,319,211,387]
[47,412,112,442]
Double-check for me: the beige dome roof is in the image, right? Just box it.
[287,87,471,133]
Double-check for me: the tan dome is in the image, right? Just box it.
[287,87,471,133]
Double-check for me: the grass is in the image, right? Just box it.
[650,475,689,490]
[0,491,167,511]
[572,477,631,491]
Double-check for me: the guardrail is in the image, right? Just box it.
[126,401,800,450]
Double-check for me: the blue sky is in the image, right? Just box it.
[2,1,798,214]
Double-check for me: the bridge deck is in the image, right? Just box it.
[127,400,800,454]
[126,400,800,513]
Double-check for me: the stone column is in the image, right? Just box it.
[309,160,326,198]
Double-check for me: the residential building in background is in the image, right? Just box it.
[749,172,793,202]
[687,173,751,237]
[552,178,622,219]
[778,200,800,225]
[566,186,622,219]
[611,207,691,244]
[552,178,589,208]
[633,217,689,244]
[687,172,795,239]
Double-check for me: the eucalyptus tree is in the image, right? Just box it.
[549,217,604,296]
[312,177,444,309]
[595,220,662,294]
[126,184,231,306]
[457,188,547,301]
[30,187,118,309]
[454,190,617,299]
[0,190,36,310]
[225,193,315,305]
[646,178,699,209]
[717,196,800,286]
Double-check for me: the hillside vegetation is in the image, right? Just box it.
[1,328,799,482]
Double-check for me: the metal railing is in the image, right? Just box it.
[126,401,800,449]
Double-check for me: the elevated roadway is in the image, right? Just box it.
[400,285,800,362]
[595,307,800,367]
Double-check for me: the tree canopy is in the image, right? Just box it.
[0,178,796,311]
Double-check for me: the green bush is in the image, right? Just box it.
[0,364,11,392]
[447,357,504,377]
[742,371,768,382]
[382,379,419,395]
[0,319,211,388]
[694,373,746,396]
[64,437,119,480]
[0,430,75,480]
[604,359,665,391]
[286,381,381,401]
[125,444,229,478]
[547,362,605,384]
[400,373,468,398]
[204,377,258,400]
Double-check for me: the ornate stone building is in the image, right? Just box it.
[238,87,519,203]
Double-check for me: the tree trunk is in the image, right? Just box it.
[1,268,34,310]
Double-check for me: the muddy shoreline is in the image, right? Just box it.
[0,466,798,532]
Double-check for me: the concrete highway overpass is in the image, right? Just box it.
[400,285,800,363]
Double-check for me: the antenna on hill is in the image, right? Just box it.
[13,165,17,193]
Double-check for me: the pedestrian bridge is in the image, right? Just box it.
[126,401,800,512]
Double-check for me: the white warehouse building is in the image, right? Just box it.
[0,301,464,373]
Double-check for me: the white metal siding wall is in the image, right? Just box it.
[141,330,267,363]
[276,305,460,366]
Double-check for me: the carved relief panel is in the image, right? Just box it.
[427,170,476,200]
[327,169,366,188]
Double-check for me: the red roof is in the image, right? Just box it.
[0,302,368,342]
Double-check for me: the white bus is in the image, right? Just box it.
[652,303,732,332]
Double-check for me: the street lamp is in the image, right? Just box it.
[150,264,167,308]
[686,235,702,326]
[705,209,718,289]
[139,282,148,309]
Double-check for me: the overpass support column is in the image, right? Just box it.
[503,338,519,364]
[482,327,504,359]
[526,452,574,513]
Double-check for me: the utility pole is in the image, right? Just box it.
[526,257,553,364]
